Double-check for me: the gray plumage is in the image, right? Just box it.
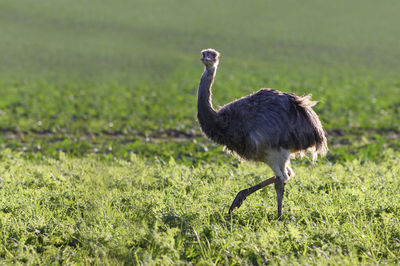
[197,48,328,218]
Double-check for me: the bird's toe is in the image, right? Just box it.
[229,190,248,214]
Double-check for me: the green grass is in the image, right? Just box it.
[1,149,399,264]
[0,0,399,264]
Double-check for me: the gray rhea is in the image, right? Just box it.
[197,48,328,218]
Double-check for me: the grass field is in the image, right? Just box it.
[0,0,399,264]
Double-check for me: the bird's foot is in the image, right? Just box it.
[229,189,249,214]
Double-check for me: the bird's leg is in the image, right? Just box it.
[274,177,286,219]
[229,176,276,214]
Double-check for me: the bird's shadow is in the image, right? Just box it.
[159,203,287,244]
[225,208,283,224]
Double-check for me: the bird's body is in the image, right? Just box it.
[197,48,327,218]
[205,89,326,161]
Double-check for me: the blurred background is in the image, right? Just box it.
[1,0,399,80]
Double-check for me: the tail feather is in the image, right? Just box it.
[290,93,328,158]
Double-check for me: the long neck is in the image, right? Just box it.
[197,66,219,133]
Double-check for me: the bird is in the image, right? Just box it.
[196,48,328,218]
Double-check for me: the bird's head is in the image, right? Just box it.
[201,48,220,68]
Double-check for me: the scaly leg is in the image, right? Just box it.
[274,177,286,219]
[229,176,276,214]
